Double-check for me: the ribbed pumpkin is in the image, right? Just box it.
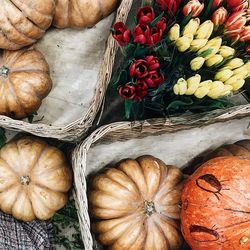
[89,155,184,250]
[0,47,52,119]
[0,136,72,221]
[0,0,55,50]
[53,0,119,29]
[181,156,250,250]
[183,139,250,175]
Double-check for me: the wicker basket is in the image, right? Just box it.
[0,0,133,142]
[72,117,250,250]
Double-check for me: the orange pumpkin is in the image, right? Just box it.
[181,156,250,250]
[53,0,119,29]
[0,47,52,119]
[89,155,184,250]
[0,0,55,50]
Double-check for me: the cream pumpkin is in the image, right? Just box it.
[0,0,55,50]
[89,155,184,250]
[53,0,119,29]
[0,136,72,221]
[0,47,52,119]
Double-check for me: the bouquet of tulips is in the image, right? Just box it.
[111,0,250,119]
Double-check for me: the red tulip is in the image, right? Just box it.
[246,44,250,55]
[130,59,149,78]
[240,26,250,41]
[134,80,148,100]
[227,0,249,10]
[137,6,155,25]
[119,84,136,99]
[144,72,165,88]
[212,0,223,8]
[212,7,228,26]
[231,1,249,11]
[133,24,151,45]
[156,0,181,14]
[183,0,204,17]
[112,22,131,46]
[145,56,160,71]
[225,11,247,36]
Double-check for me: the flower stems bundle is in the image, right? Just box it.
[111,0,250,119]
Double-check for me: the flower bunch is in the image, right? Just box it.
[111,0,250,119]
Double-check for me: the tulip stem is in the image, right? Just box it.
[203,0,213,19]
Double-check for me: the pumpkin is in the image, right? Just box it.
[181,156,250,250]
[89,155,184,250]
[183,139,250,175]
[0,136,72,221]
[0,0,55,50]
[0,47,52,119]
[53,0,119,29]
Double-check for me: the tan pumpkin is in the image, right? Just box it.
[53,0,119,29]
[0,0,55,50]
[0,136,72,221]
[89,155,184,250]
[0,47,52,119]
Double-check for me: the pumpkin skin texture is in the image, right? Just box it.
[0,136,72,221]
[0,47,52,119]
[0,0,55,50]
[53,0,119,29]
[181,156,250,250]
[89,155,184,250]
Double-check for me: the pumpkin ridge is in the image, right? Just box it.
[0,31,21,50]
[3,49,27,68]
[72,0,85,26]
[6,77,27,116]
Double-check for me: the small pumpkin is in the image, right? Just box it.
[0,47,52,119]
[0,0,55,50]
[181,156,250,250]
[89,155,184,250]
[184,139,250,175]
[53,0,119,29]
[0,136,72,221]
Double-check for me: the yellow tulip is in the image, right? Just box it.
[207,81,225,99]
[190,39,208,52]
[194,80,212,98]
[225,58,244,69]
[220,85,233,96]
[206,54,224,67]
[215,68,234,82]
[219,46,235,58]
[195,20,214,39]
[176,34,193,52]
[198,37,222,59]
[183,18,200,36]
[185,74,201,95]
[168,24,180,41]
[173,78,188,95]
[225,75,245,91]
[233,66,248,79]
[190,57,205,71]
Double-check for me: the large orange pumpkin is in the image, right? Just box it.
[89,155,184,250]
[181,156,250,250]
[0,0,55,50]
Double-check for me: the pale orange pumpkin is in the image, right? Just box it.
[89,155,184,250]
[0,0,55,50]
[53,0,119,29]
[0,47,52,119]
[181,156,250,250]
[0,136,72,222]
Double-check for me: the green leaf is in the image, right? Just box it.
[124,100,134,119]
[150,12,164,27]
[125,43,137,58]
[134,45,151,58]
[167,98,194,110]
[113,70,128,88]
[199,48,213,58]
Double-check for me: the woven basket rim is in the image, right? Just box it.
[72,103,250,250]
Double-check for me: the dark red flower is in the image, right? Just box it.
[137,6,155,24]
[145,56,160,71]
[246,44,250,55]
[118,84,136,99]
[112,22,131,46]
[130,59,149,78]
[144,72,165,88]
[134,80,148,100]
[156,0,181,14]
[133,24,151,45]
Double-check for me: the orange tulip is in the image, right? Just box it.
[183,0,204,17]
[240,26,250,41]
[227,0,249,11]
[212,7,228,26]
[225,11,246,36]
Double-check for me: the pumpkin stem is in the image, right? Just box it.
[0,66,9,78]
[144,200,155,216]
[20,175,31,185]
